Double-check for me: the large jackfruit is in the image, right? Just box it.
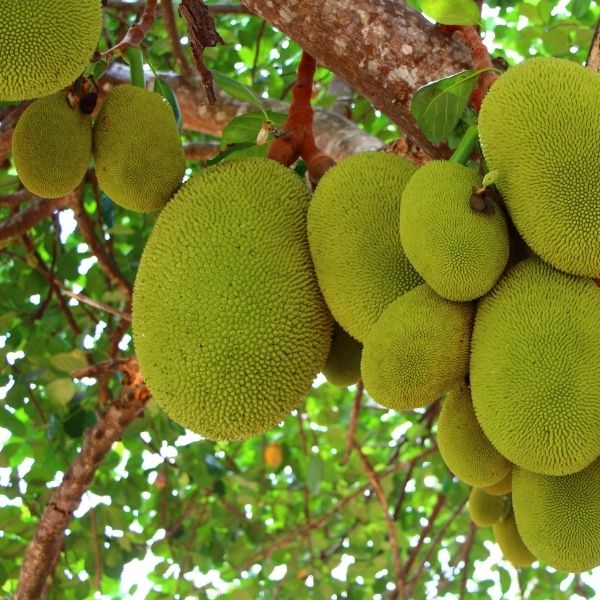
[400,161,509,301]
[471,258,600,476]
[307,152,422,342]
[493,513,536,568]
[437,385,511,487]
[468,487,510,527]
[482,470,512,496]
[0,1,102,101]
[361,285,473,411]
[513,459,600,572]
[12,92,92,198]
[478,57,600,277]
[93,85,185,212]
[323,324,362,387]
[133,158,333,441]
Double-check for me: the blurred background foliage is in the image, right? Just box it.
[1,0,599,598]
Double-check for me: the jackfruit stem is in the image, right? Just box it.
[124,47,146,89]
[449,125,479,165]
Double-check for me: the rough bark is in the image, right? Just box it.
[587,17,600,72]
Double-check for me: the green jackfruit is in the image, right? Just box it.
[12,92,92,198]
[437,385,511,487]
[493,513,536,568]
[471,258,600,476]
[93,85,185,212]
[323,324,362,387]
[400,161,509,301]
[361,285,473,411]
[0,0,102,101]
[307,152,422,342]
[478,57,600,277]
[513,459,600,572]
[482,470,512,496]
[133,158,333,441]
[468,487,510,527]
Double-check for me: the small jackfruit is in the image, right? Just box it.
[0,0,102,101]
[12,92,92,198]
[307,152,422,342]
[482,470,512,496]
[493,513,536,568]
[400,161,509,301]
[468,487,510,527]
[513,459,600,572]
[93,85,185,212]
[323,324,362,387]
[437,385,511,487]
[361,285,473,411]
[478,57,600,277]
[471,258,600,476]
[133,158,333,441]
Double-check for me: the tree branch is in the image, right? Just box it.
[586,15,600,71]
[106,1,254,15]
[342,380,363,464]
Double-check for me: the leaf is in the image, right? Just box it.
[49,350,88,374]
[63,408,96,438]
[421,0,480,25]
[0,409,27,438]
[46,378,76,406]
[154,77,183,128]
[411,69,485,143]
[220,111,287,150]
[212,71,268,119]
[307,454,322,494]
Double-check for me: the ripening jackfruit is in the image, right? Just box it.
[133,158,333,440]
[471,258,600,476]
[0,0,102,101]
[93,85,185,212]
[468,487,510,527]
[437,385,511,487]
[361,285,473,411]
[513,459,600,572]
[493,513,536,568]
[307,152,422,342]
[400,161,509,301]
[482,470,512,496]
[12,92,92,198]
[478,57,600,277]
[323,324,362,387]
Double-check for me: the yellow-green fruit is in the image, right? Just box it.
[513,459,600,572]
[361,285,473,411]
[323,324,362,387]
[0,1,102,101]
[478,57,600,277]
[468,488,510,527]
[400,161,509,301]
[12,92,92,197]
[307,152,422,341]
[471,258,600,476]
[93,85,185,212]
[482,470,512,496]
[493,513,536,568]
[437,385,511,487]
[133,158,333,440]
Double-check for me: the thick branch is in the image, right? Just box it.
[587,17,600,72]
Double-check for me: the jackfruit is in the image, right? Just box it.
[482,470,512,496]
[471,258,600,476]
[323,324,362,387]
[132,158,333,441]
[361,285,473,411]
[493,513,536,568]
[513,459,600,572]
[0,0,102,101]
[478,57,600,277]
[468,487,510,527]
[93,85,185,212]
[307,152,422,342]
[400,161,509,301]
[437,385,511,487]
[12,92,92,198]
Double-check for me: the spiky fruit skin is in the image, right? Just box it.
[93,86,185,212]
[0,1,102,101]
[361,285,474,411]
[478,57,600,277]
[513,459,600,572]
[482,470,512,496]
[400,161,509,301]
[133,158,333,441]
[437,385,511,487]
[493,514,536,568]
[323,324,362,387]
[468,488,510,527]
[471,258,600,476]
[12,92,92,197]
[307,152,422,342]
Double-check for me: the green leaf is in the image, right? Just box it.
[307,454,322,494]
[0,408,27,438]
[421,0,480,25]
[212,71,268,119]
[153,77,183,128]
[49,350,88,374]
[63,408,96,438]
[220,111,287,150]
[46,378,76,406]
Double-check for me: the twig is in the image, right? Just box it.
[251,21,267,85]
[106,1,254,15]
[61,289,131,321]
[72,357,138,380]
[459,522,477,599]
[89,508,103,592]
[342,380,363,464]
[160,0,194,79]
[0,188,35,208]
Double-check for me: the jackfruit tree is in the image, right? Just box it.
[1,1,600,599]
